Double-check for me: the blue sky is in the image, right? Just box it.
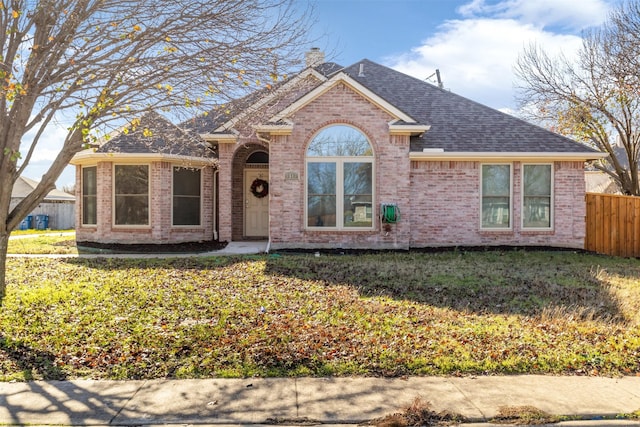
[28,0,620,188]
[310,0,617,110]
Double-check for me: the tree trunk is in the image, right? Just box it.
[0,232,8,305]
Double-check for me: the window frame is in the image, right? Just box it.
[521,163,554,230]
[305,125,375,231]
[480,163,513,230]
[112,163,150,227]
[81,166,97,227]
[171,166,203,227]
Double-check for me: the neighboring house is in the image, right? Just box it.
[71,50,606,250]
[585,171,620,194]
[11,176,76,229]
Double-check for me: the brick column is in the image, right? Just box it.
[217,144,235,242]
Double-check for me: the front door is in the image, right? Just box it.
[245,169,269,237]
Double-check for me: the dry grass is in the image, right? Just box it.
[493,405,559,425]
[369,397,465,427]
[1,250,640,381]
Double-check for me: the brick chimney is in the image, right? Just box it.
[305,47,325,68]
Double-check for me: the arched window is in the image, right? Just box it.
[306,125,374,229]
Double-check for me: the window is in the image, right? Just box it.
[481,164,511,229]
[82,166,97,225]
[522,164,552,229]
[114,165,149,225]
[173,167,201,226]
[306,125,374,229]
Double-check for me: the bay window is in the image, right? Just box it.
[173,167,201,226]
[114,165,149,225]
[82,166,97,225]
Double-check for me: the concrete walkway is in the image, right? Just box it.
[1,376,639,426]
[7,240,269,259]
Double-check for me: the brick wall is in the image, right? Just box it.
[409,160,586,248]
[76,162,215,244]
[268,83,412,249]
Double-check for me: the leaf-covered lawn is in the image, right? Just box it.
[1,251,640,381]
[7,233,77,254]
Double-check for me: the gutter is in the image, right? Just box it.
[70,152,217,166]
[409,151,609,162]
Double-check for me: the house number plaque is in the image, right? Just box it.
[284,171,299,181]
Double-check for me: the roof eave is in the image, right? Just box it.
[253,123,294,136]
[70,152,217,166]
[199,133,238,144]
[389,124,431,136]
[409,151,609,162]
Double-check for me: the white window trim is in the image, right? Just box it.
[171,166,203,228]
[112,163,151,228]
[81,165,97,228]
[305,157,375,231]
[305,123,375,231]
[480,163,513,231]
[521,163,554,231]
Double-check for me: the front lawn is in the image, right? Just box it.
[1,250,640,381]
[7,233,77,254]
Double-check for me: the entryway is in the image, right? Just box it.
[244,168,269,238]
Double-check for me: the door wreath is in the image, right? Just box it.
[250,178,269,198]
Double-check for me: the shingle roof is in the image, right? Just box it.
[315,62,343,77]
[341,59,600,154]
[11,176,75,201]
[98,111,216,158]
[185,62,345,135]
[102,59,601,157]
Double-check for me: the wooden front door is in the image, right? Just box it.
[245,169,269,237]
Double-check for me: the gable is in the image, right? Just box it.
[268,72,419,125]
[286,83,400,141]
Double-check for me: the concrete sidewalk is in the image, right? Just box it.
[1,376,639,426]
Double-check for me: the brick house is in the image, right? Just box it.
[71,51,606,250]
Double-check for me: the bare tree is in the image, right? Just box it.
[0,0,313,302]
[515,0,640,196]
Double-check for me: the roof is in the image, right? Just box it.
[188,64,335,136]
[340,59,601,155]
[314,62,343,77]
[80,58,603,160]
[98,111,216,159]
[11,176,75,201]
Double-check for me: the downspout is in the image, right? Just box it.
[213,169,218,241]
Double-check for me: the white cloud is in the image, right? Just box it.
[386,0,616,111]
[458,0,611,30]
[19,119,75,188]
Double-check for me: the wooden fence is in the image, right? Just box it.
[585,193,640,257]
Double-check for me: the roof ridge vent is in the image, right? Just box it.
[358,63,365,77]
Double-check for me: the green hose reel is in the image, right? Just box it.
[381,203,400,224]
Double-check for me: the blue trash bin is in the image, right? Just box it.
[19,215,33,230]
[35,214,49,230]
